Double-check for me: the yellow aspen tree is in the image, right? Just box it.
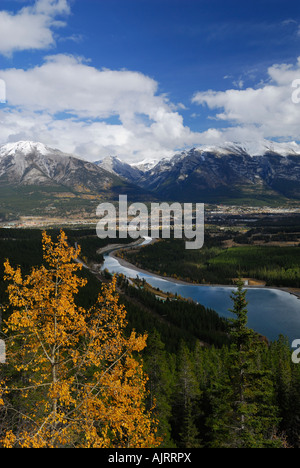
[0,231,159,448]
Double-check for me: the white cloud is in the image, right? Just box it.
[0,0,70,56]
[33,0,70,16]
[3,39,300,163]
[233,80,244,89]
[0,54,203,162]
[4,54,300,162]
[192,57,300,143]
[1,54,162,119]
[0,107,196,163]
[0,1,206,162]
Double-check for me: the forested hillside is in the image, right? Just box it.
[122,235,300,288]
[0,230,299,448]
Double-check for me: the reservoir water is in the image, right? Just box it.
[101,239,300,344]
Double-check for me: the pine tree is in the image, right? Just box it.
[144,330,175,447]
[209,280,282,448]
[0,231,160,448]
[173,343,202,448]
[269,336,300,447]
[179,400,201,449]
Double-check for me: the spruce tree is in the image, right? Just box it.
[173,343,202,448]
[144,330,175,447]
[209,279,282,448]
[269,336,300,447]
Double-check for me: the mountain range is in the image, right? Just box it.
[0,139,300,219]
[0,141,150,219]
[96,141,300,205]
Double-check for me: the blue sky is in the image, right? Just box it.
[0,0,300,162]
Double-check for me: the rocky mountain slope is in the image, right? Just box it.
[0,141,149,218]
[95,155,143,183]
[1,140,299,219]
[0,141,142,194]
[101,141,300,205]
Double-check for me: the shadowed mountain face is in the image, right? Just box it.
[1,141,300,217]
[98,143,300,205]
[0,141,132,193]
[0,142,152,218]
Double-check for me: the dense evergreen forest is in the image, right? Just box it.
[0,229,300,448]
[117,276,300,448]
[123,235,300,287]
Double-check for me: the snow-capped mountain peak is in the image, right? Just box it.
[95,155,144,182]
[0,140,143,200]
[196,140,300,157]
[96,155,123,173]
[93,139,300,204]
[0,141,55,158]
[0,141,77,184]
[131,159,160,172]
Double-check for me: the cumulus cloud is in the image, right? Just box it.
[0,54,202,162]
[0,0,70,56]
[192,57,300,142]
[0,0,206,162]
[1,54,162,118]
[2,13,299,164]
[4,54,300,162]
